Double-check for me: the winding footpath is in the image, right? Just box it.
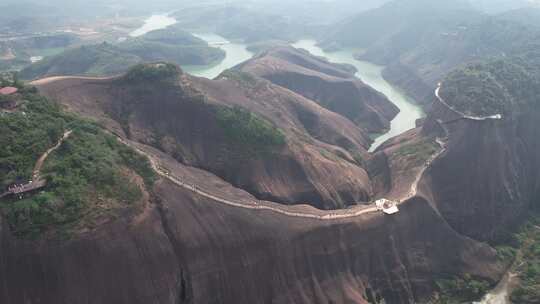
[28,76,457,220]
[0,130,72,199]
[119,137,377,220]
[32,130,73,180]
[116,130,445,220]
[29,76,114,86]
[113,82,501,220]
[436,82,503,121]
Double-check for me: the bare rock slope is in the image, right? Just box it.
[0,137,502,304]
[5,62,530,303]
[35,66,374,210]
[238,46,399,133]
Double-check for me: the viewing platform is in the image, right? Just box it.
[375,199,399,215]
[0,179,47,199]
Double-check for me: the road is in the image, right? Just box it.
[436,82,503,121]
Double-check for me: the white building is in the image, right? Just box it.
[375,199,400,215]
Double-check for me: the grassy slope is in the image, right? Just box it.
[509,216,540,303]
[19,28,225,79]
[0,81,155,239]
[19,43,141,79]
[441,43,540,116]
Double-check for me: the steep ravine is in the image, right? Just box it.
[291,39,425,152]
[237,46,399,134]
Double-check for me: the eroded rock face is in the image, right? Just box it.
[19,66,523,304]
[0,174,503,304]
[0,205,183,304]
[156,183,502,304]
[238,46,399,133]
[421,100,540,241]
[35,74,373,210]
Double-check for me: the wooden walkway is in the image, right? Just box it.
[0,130,72,199]
[0,179,47,198]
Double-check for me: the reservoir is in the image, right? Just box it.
[129,16,254,80]
[183,33,254,79]
[130,14,177,37]
[129,20,424,151]
[292,39,425,152]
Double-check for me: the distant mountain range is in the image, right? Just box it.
[321,0,540,104]
[19,28,225,80]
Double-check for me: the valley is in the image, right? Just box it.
[183,33,254,79]
[1,1,540,303]
[11,67,503,303]
[292,39,425,151]
[129,14,178,37]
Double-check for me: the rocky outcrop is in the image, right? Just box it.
[238,47,399,133]
[34,69,374,210]
[0,145,503,304]
[420,99,540,241]
[20,63,530,303]
[0,202,184,304]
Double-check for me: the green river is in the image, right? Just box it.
[292,39,425,151]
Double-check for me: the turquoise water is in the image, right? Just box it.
[129,16,253,79]
[129,19,424,151]
[129,14,177,37]
[292,39,425,152]
[182,33,254,79]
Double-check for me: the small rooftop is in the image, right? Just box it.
[0,87,18,95]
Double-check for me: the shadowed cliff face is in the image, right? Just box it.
[238,47,399,133]
[155,183,501,304]
[421,100,540,241]
[34,70,374,210]
[19,64,524,303]
[0,172,503,304]
[0,204,185,304]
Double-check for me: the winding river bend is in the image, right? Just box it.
[129,17,425,151]
[122,16,509,304]
[128,15,254,79]
[129,14,177,37]
[183,33,254,79]
[292,40,425,152]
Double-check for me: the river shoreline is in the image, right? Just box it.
[127,23,426,152]
[129,13,177,37]
[183,33,254,79]
[291,39,425,152]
